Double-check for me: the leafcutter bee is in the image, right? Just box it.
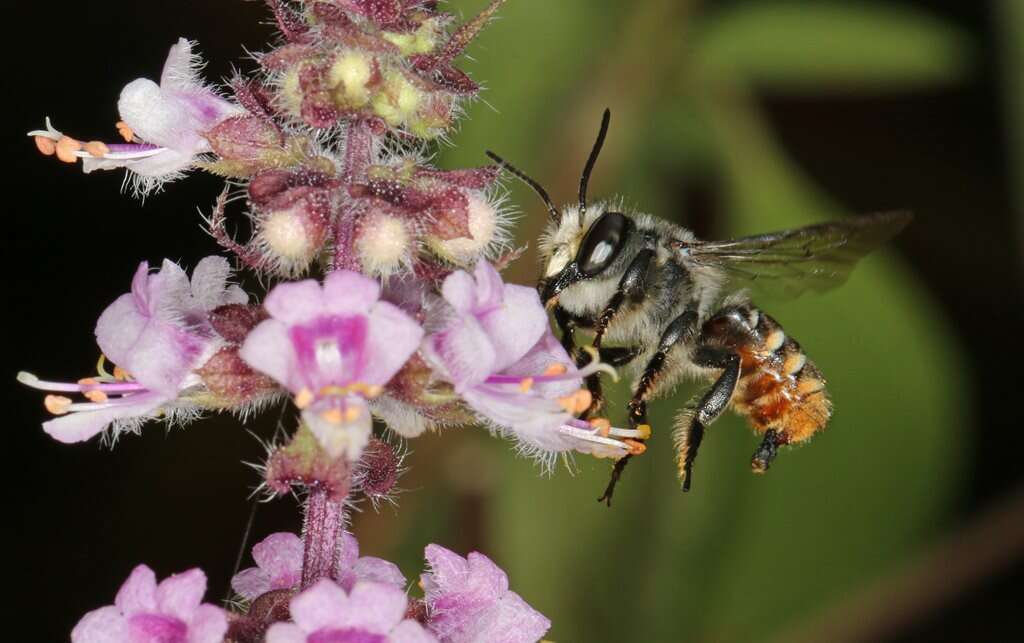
[486,110,911,504]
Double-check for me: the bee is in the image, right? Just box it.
[486,110,911,505]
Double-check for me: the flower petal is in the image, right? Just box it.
[115,564,159,615]
[189,256,246,310]
[477,283,547,372]
[119,78,202,153]
[41,392,168,444]
[322,271,381,316]
[187,604,230,643]
[424,315,496,390]
[263,279,327,325]
[155,568,207,622]
[290,579,349,632]
[230,567,270,601]
[362,302,424,386]
[252,532,304,589]
[265,622,308,643]
[340,582,408,633]
[352,557,406,590]
[95,292,150,369]
[71,606,129,643]
[389,620,439,643]
[240,320,300,392]
[440,269,477,314]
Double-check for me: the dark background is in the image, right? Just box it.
[5,1,1022,641]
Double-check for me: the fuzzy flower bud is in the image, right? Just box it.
[424,189,502,266]
[355,206,416,277]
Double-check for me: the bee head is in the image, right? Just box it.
[486,109,627,306]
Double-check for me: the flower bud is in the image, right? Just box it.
[354,437,402,500]
[424,190,501,265]
[327,50,378,109]
[265,424,352,501]
[354,207,415,277]
[255,190,332,276]
[209,303,266,344]
[371,69,425,129]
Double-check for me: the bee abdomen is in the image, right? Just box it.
[701,306,832,446]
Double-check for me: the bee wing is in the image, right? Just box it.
[680,211,912,299]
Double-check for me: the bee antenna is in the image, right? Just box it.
[486,150,561,223]
[579,108,611,216]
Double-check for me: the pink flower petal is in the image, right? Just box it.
[477,283,547,372]
[425,316,496,390]
[155,568,207,622]
[440,270,477,314]
[265,622,308,643]
[252,532,304,588]
[389,620,439,643]
[352,557,406,590]
[290,579,349,632]
[340,582,407,633]
[322,271,381,316]
[362,302,424,386]
[71,606,128,643]
[240,320,300,391]
[190,256,247,310]
[42,392,167,444]
[264,279,327,325]
[115,564,159,616]
[95,293,150,369]
[469,261,505,310]
[187,604,230,643]
[230,566,270,601]
[159,38,202,92]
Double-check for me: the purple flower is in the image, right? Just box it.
[240,270,424,460]
[71,565,227,643]
[29,39,242,196]
[19,256,247,443]
[420,545,550,643]
[423,262,634,464]
[232,531,405,600]
[266,580,437,643]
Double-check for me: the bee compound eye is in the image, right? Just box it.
[577,211,629,276]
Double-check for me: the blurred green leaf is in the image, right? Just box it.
[693,2,972,90]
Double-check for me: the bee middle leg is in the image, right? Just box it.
[597,309,698,506]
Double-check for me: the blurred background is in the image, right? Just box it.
[5,1,1022,641]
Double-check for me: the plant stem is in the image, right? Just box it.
[300,485,344,587]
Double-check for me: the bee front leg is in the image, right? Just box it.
[592,248,656,349]
[597,309,698,506]
[675,346,741,491]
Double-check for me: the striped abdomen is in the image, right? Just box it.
[700,305,832,453]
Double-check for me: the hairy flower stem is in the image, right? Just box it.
[300,485,345,587]
[332,119,376,271]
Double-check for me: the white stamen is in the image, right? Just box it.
[557,425,629,451]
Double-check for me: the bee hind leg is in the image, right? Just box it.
[751,428,787,473]
[675,346,741,491]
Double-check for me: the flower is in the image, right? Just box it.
[71,565,227,643]
[422,261,636,465]
[266,579,437,643]
[29,39,243,196]
[19,256,247,443]
[240,270,424,460]
[231,531,405,600]
[420,545,549,643]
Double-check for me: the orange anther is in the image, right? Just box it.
[542,363,568,376]
[84,390,109,403]
[113,366,130,380]
[344,406,362,422]
[558,389,592,414]
[518,377,534,393]
[589,417,611,437]
[44,395,72,415]
[623,439,647,455]
[77,378,99,386]
[34,136,57,156]
[295,388,315,409]
[84,141,110,157]
[55,136,82,163]
[320,408,344,424]
[116,121,134,142]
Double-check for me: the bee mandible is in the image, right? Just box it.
[486,110,911,505]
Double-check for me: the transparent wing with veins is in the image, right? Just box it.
[674,211,912,299]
